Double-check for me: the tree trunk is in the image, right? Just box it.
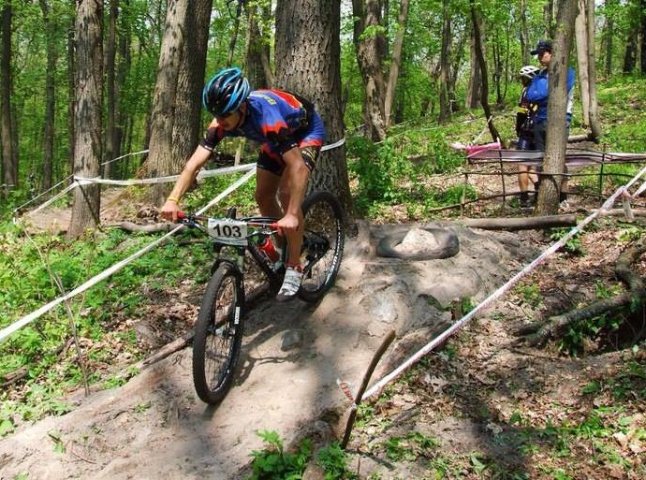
[104,0,119,179]
[115,0,131,178]
[519,0,529,64]
[39,0,58,191]
[145,0,189,205]
[171,0,211,165]
[438,0,452,123]
[640,0,646,74]
[384,0,409,129]
[603,0,617,76]
[469,0,501,143]
[68,0,103,239]
[67,0,76,175]
[465,23,482,109]
[535,0,578,216]
[1,1,17,191]
[585,0,602,140]
[244,1,273,89]
[575,0,590,127]
[623,29,637,73]
[351,0,387,141]
[275,0,352,217]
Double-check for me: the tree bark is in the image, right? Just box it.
[438,0,452,123]
[575,0,590,127]
[465,20,482,109]
[469,0,501,143]
[171,0,211,164]
[384,0,409,128]
[535,0,578,216]
[1,0,17,191]
[104,0,119,179]
[39,0,58,191]
[275,0,353,218]
[68,0,103,239]
[351,0,387,141]
[459,214,577,231]
[145,0,189,205]
[244,1,273,89]
[585,0,602,140]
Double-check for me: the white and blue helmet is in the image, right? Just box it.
[202,67,250,116]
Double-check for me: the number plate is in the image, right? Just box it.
[207,218,248,246]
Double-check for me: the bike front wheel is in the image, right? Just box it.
[192,262,245,404]
[298,191,345,302]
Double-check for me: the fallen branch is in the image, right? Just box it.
[109,221,174,233]
[341,330,396,449]
[520,241,646,347]
[459,214,577,231]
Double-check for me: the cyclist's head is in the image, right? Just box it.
[202,67,250,117]
[531,40,552,57]
[519,65,540,81]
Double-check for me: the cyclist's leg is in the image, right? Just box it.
[255,147,283,218]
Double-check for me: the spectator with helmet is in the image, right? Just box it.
[516,65,540,207]
[526,39,576,204]
[161,67,326,301]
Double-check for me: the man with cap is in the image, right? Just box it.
[526,40,576,203]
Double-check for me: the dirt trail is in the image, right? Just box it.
[0,221,532,479]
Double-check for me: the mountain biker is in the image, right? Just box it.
[516,65,540,207]
[526,40,576,203]
[160,67,326,302]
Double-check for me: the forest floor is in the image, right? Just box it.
[1,165,645,479]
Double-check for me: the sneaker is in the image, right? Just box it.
[276,266,303,302]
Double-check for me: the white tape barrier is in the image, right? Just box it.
[101,149,150,166]
[0,169,257,344]
[75,162,256,186]
[362,163,646,401]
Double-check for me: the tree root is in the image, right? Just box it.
[517,241,646,348]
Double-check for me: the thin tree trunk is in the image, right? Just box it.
[67,0,76,176]
[640,0,646,74]
[244,1,272,88]
[384,0,409,129]
[275,0,352,217]
[603,0,617,76]
[352,0,387,141]
[623,29,637,73]
[438,0,451,123]
[145,0,188,205]
[519,0,529,64]
[586,0,602,140]
[104,0,119,179]
[68,0,103,239]
[536,0,578,216]
[575,0,590,127]
[469,0,501,143]
[465,23,481,109]
[1,1,17,190]
[39,0,57,191]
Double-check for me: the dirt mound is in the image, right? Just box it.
[0,221,533,479]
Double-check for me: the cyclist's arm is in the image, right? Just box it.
[161,145,212,220]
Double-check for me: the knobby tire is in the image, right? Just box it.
[298,191,345,302]
[192,262,245,405]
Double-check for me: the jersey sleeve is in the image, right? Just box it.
[199,125,227,151]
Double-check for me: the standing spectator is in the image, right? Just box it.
[516,65,540,207]
[526,40,576,203]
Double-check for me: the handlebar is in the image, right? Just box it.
[175,210,280,232]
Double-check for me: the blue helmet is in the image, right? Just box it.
[202,67,250,116]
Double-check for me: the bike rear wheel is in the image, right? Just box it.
[192,262,245,404]
[298,191,345,302]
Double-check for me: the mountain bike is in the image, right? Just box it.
[178,191,345,404]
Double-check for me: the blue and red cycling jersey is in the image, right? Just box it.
[200,89,326,155]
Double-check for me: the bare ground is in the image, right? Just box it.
[2,181,645,479]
